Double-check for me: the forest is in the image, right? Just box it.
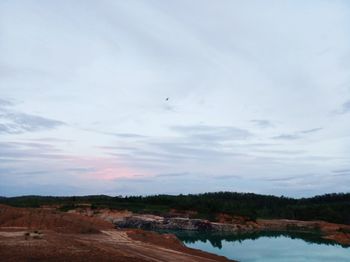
[1,192,349,225]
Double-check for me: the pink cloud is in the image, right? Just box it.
[66,156,149,181]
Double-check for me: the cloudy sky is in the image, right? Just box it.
[1,0,350,197]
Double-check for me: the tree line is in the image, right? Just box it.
[0,192,349,225]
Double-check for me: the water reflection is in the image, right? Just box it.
[160,230,345,249]
[155,230,350,261]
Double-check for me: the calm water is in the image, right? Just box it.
[169,231,350,262]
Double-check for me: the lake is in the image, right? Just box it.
[169,230,350,262]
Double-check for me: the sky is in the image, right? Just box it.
[1,0,350,197]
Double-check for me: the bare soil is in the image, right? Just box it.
[0,205,234,262]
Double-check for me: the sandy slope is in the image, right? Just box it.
[0,205,233,262]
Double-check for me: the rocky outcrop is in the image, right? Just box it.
[115,215,214,231]
[113,215,350,246]
[113,215,257,233]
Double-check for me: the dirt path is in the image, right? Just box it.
[100,230,229,262]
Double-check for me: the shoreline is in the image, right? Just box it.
[102,212,350,247]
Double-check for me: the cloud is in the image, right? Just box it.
[254,149,305,155]
[338,100,350,114]
[83,128,147,139]
[213,174,242,180]
[262,174,309,182]
[0,140,148,196]
[0,141,65,160]
[272,134,300,140]
[300,127,323,134]
[0,183,83,197]
[28,137,72,143]
[113,177,153,183]
[0,99,13,107]
[114,133,147,138]
[172,125,252,142]
[0,101,65,134]
[251,119,274,128]
[155,172,190,178]
[333,168,350,177]
[332,169,350,174]
[149,140,244,160]
[1,1,350,196]
[332,172,350,177]
[272,127,322,140]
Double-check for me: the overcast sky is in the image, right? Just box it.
[1,0,350,197]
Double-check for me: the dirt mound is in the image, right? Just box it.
[126,229,233,262]
[0,204,113,234]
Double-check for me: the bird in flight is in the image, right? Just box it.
[165,97,169,101]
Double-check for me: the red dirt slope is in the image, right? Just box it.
[0,205,234,262]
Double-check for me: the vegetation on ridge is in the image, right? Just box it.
[0,192,349,225]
